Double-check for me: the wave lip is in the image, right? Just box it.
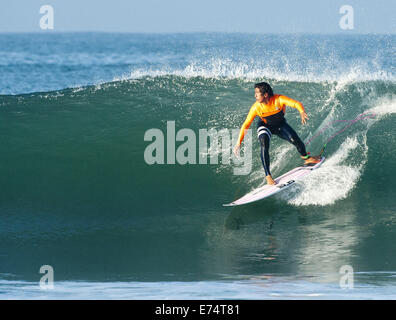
[117,57,396,84]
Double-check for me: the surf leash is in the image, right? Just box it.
[305,112,376,156]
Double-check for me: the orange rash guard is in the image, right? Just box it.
[236,94,305,146]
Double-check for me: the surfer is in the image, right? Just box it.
[233,82,321,185]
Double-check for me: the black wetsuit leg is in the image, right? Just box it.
[275,122,308,157]
[257,121,272,176]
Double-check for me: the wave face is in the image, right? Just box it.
[0,33,395,285]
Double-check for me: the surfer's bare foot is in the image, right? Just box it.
[266,175,277,185]
[304,155,321,165]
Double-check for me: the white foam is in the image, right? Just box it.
[281,136,366,206]
[114,58,395,84]
[367,95,396,117]
[279,94,396,206]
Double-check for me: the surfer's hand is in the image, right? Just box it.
[301,112,309,125]
[233,144,240,157]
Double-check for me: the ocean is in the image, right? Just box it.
[0,32,395,299]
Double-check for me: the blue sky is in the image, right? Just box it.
[0,0,395,33]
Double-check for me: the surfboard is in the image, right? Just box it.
[223,156,325,207]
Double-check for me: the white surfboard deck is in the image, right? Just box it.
[223,157,325,207]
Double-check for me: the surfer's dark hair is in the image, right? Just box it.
[254,82,274,97]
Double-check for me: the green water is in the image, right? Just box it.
[0,76,395,285]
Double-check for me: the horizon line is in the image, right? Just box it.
[0,30,395,36]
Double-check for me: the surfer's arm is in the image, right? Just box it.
[236,105,257,147]
[279,95,309,124]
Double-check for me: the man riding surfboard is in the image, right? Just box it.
[233,82,321,185]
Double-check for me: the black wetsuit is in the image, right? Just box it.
[256,113,307,176]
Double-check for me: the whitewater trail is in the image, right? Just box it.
[279,95,396,207]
